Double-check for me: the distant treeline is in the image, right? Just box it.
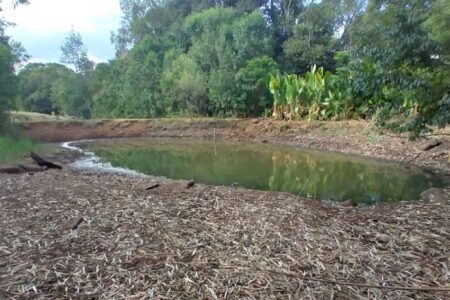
[1,0,449,135]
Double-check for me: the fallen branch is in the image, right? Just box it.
[30,151,62,169]
[145,183,161,190]
[226,267,450,293]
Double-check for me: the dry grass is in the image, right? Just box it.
[9,111,74,123]
[0,170,449,299]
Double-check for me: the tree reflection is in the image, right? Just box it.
[86,140,446,203]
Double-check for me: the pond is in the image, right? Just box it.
[73,139,448,204]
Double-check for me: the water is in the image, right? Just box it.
[74,139,448,204]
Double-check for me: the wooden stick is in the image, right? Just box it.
[71,217,84,230]
[223,267,450,292]
[145,183,161,190]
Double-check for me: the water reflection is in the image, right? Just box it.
[81,139,447,203]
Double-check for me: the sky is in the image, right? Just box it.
[1,0,122,64]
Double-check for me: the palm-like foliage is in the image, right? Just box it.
[269,65,352,121]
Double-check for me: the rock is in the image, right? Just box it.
[421,139,442,151]
[420,188,448,204]
[261,139,268,144]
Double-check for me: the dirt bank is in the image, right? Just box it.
[21,118,450,173]
[0,169,449,299]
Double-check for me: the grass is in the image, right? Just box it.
[9,111,74,123]
[0,135,37,164]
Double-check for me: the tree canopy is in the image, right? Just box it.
[6,0,450,135]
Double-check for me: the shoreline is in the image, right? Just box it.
[1,119,449,298]
[20,118,450,175]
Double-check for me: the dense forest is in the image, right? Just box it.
[1,0,449,135]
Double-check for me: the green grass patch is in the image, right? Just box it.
[0,135,37,164]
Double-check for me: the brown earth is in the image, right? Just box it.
[0,118,448,298]
[21,118,450,173]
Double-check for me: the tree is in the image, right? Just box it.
[161,54,208,115]
[330,0,367,49]
[235,56,279,116]
[64,0,448,134]
[262,0,305,64]
[0,0,29,129]
[92,39,164,118]
[232,11,273,68]
[17,63,82,116]
[60,30,94,75]
[425,0,450,63]
[0,43,16,127]
[283,2,337,73]
[349,0,447,134]
[60,30,94,118]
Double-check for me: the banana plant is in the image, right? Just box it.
[269,74,285,119]
[269,66,344,121]
[284,74,300,119]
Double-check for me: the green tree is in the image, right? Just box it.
[161,54,208,115]
[425,0,450,63]
[60,30,95,118]
[283,2,336,73]
[92,40,164,118]
[17,63,82,116]
[0,0,29,129]
[235,56,278,116]
[0,44,16,127]
[61,30,94,75]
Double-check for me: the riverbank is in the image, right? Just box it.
[0,169,449,298]
[1,118,448,298]
[20,118,450,174]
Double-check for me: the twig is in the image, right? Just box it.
[406,152,421,162]
[145,183,161,190]
[71,217,84,230]
[224,267,450,293]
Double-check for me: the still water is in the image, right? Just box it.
[77,139,448,204]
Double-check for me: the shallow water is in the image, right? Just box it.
[77,139,448,203]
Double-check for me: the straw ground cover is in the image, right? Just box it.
[0,169,449,299]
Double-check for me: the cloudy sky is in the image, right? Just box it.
[2,0,122,64]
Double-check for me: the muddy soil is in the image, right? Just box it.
[21,118,450,174]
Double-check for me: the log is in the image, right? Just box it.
[30,151,62,169]
[421,139,442,151]
[0,163,47,174]
[186,180,195,189]
[17,164,47,172]
[0,165,27,174]
[145,183,161,190]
